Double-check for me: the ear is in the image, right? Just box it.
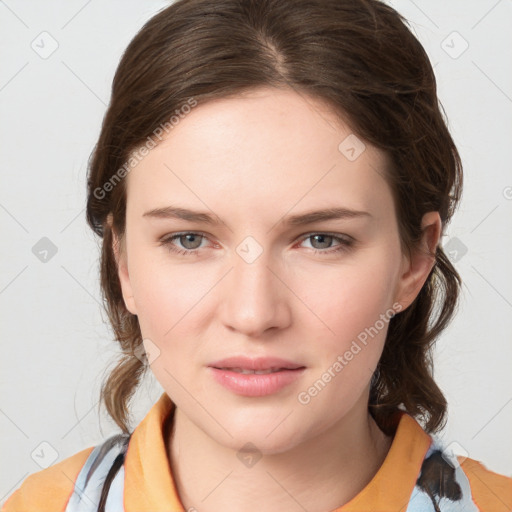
[393,211,441,311]
[108,213,138,316]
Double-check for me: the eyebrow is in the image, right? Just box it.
[142,205,372,226]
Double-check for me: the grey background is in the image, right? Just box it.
[1,0,511,504]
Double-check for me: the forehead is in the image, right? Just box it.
[125,87,392,220]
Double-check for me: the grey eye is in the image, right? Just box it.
[308,234,334,249]
[178,233,204,250]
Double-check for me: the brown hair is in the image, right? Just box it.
[86,0,462,440]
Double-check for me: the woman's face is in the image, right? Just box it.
[114,87,430,453]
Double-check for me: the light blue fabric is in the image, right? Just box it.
[104,465,125,512]
[405,435,479,512]
[64,435,128,512]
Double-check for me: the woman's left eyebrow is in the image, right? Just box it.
[282,207,372,226]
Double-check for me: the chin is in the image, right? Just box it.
[206,410,311,455]
[228,429,303,456]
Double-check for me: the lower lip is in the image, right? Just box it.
[208,367,306,397]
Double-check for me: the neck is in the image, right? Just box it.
[166,403,393,512]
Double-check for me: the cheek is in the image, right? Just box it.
[292,257,399,423]
[296,251,400,340]
[127,251,209,394]
[127,242,211,338]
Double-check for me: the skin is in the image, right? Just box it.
[111,86,441,512]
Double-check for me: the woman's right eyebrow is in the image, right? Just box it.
[142,206,219,224]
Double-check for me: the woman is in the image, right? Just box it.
[4,0,511,511]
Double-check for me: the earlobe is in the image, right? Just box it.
[109,218,138,316]
[394,212,441,311]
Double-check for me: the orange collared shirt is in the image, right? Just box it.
[3,392,511,512]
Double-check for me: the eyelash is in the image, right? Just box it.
[159,232,355,257]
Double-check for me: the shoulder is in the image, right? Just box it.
[459,456,512,512]
[1,446,95,512]
[408,423,512,512]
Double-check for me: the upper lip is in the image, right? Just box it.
[208,356,305,371]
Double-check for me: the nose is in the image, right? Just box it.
[219,249,291,338]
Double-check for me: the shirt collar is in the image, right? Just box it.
[124,392,431,512]
[124,392,182,511]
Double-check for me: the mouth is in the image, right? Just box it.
[213,367,304,375]
[207,356,306,397]
[208,355,305,372]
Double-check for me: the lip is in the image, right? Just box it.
[208,356,304,371]
[208,356,306,397]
